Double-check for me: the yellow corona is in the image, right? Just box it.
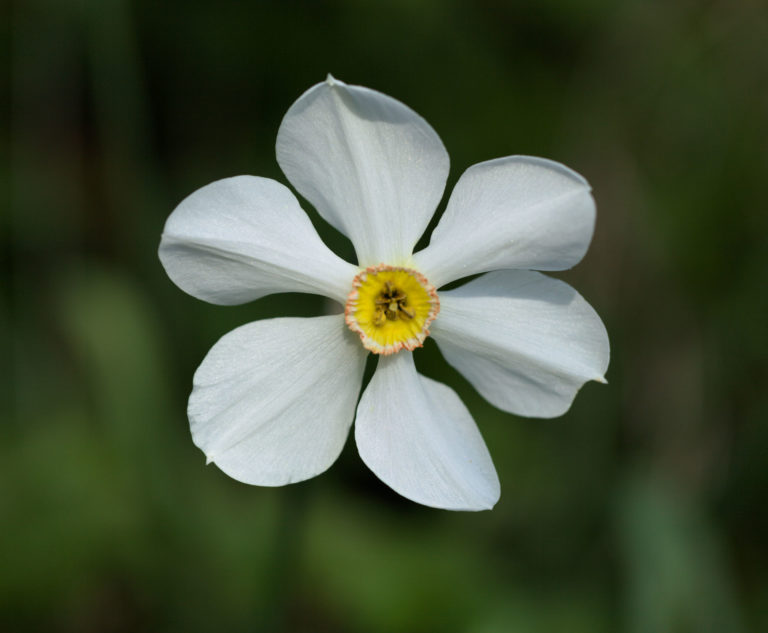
[345,264,440,355]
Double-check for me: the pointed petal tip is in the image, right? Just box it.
[205,454,214,466]
[475,497,499,512]
[455,492,499,512]
[596,375,608,384]
[414,492,499,512]
[325,73,338,86]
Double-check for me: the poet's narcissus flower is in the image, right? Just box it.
[159,75,609,511]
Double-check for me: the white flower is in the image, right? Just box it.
[159,75,609,511]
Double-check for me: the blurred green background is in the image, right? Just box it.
[3,0,767,631]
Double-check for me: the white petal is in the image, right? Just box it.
[189,315,367,485]
[431,270,609,418]
[159,176,357,305]
[276,76,449,266]
[355,352,499,511]
[413,156,596,288]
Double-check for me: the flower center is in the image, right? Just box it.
[345,264,440,355]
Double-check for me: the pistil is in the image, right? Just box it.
[374,281,415,325]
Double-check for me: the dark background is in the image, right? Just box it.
[3,0,767,631]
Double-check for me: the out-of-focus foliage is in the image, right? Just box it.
[3,0,767,631]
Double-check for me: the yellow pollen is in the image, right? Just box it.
[345,264,440,355]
